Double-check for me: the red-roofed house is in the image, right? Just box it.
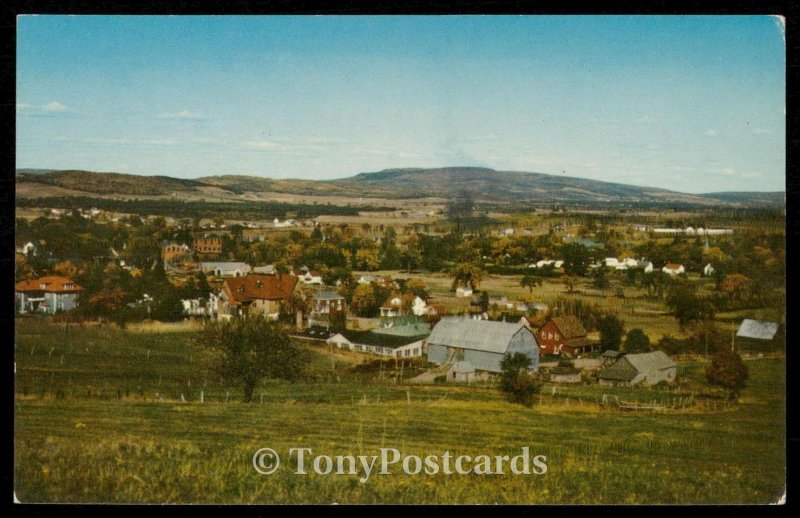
[662,263,685,276]
[219,274,299,320]
[15,276,83,314]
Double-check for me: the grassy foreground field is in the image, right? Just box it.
[14,319,784,504]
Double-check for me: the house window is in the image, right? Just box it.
[554,333,560,340]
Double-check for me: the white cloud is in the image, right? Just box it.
[17,101,69,113]
[43,101,67,112]
[157,110,203,120]
[704,129,719,137]
[706,167,736,176]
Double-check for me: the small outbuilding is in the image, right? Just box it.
[597,351,677,386]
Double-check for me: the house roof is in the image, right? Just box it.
[427,317,531,354]
[624,351,676,372]
[546,316,587,339]
[598,351,675,381]
[736,319,779,340]
[15,276,83,293]
[601,350,623,358]
[326,333,352,345]
[563,337,599,349]
[664,263,683,270]
[222,274,298,304]
[315,290,344,301]
[201,262,251,272]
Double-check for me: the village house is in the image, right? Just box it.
[200,261,252,277]
[308,290,347,328]
[662,263,685,276]
[192,237,223,260]
[15,241,36,256]
[426,317,540,378]
[300,270,323,285]
[380,294,403,317]
[16,276,83,314]
[252,265,276,275]
[218,274,299,320]
[597,351,677,386]
[703,263,716,276]
[161,242,190,264]
[536,315,599,357]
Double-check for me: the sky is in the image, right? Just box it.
[16,15,786,193]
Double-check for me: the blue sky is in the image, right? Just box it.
[17,15,785,193]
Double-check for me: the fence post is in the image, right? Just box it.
[200,390,204,404]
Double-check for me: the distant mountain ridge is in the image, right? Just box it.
[15,167,785,208]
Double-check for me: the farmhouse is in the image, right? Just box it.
[597,351,677,386]
[662,263,685,276]
[536,315,599,356]
[308,290,347,328]
[426,317,539,374]
[201,262,252,277]
[16,276,83,314]
[300,271,323,285]
[703,263,716,276]
[219,274,299,320]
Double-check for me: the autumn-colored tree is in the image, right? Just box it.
[355,248,381,271]
[351,283,380,317]
[705,349,749,399]
[53,260,79,279]
[720,273,753,301]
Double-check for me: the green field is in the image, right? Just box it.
[14,318,785,504]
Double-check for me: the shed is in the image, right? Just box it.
[735,319,783,352]
[597,351,677,386]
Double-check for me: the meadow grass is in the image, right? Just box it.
[14,319,785,504]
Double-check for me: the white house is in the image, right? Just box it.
[326,333,353,349]
[703,263,715,276]
[604,257,620,268]
[637,260,654,273]
[662,263,685,276]
[380,295,403,317]
[200,262,252,277]
[411,296,431,317]
[455,286,473,298]
[300,271,323,285]
[16,241,36,256]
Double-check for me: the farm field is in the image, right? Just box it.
[14,319,785,504]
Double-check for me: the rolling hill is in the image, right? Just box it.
[15,167,785,208]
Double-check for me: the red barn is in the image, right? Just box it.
[536,315,599,357]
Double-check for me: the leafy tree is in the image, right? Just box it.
[562,275,579,294]
[355,248,381,271]
[445,189,475,232]
[666,283,714,329]
[479,291,490,313]
[705,348,749,399]
[203,317,307,402]
[450,262,484,291]
[561,243,591,276]
[591,266,611,290]
[151,284,185,322]
[520,274,543,293]
[623,328,651,353]
[597,314,625,352]
[351,283,380,317]
[53,260,79,279]
[499,352,541,407]
[406,278,429,299]
[720,273,753,301]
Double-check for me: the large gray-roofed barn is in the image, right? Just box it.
[426,317,539,373]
